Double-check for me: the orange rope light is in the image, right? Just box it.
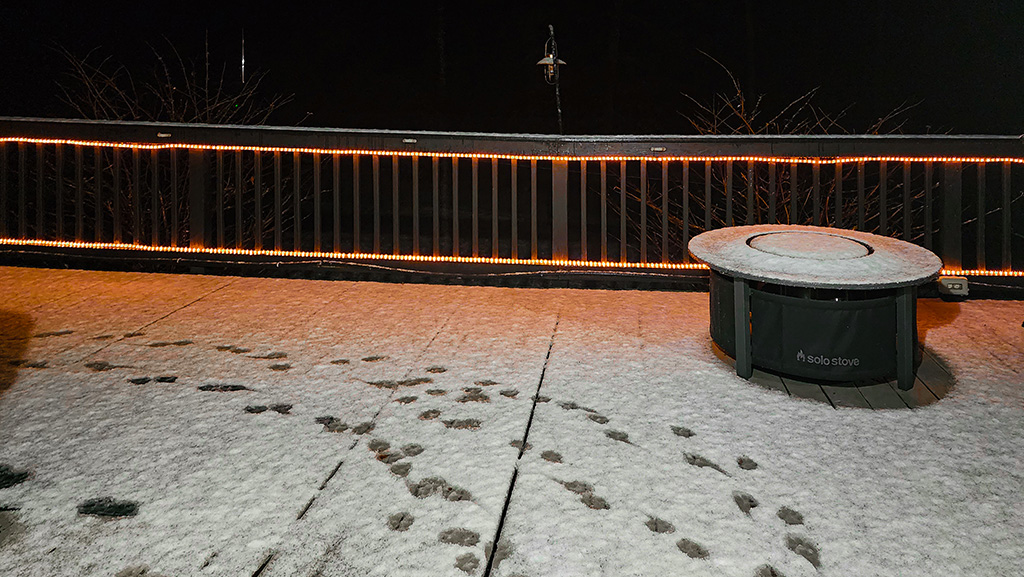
[2,137,1024,164]
[3,239,1022,276]
[940,268,1024,277]
[0,238,708,271]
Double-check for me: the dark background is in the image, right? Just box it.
[2,1,1023,135]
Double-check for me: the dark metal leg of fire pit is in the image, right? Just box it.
[896,286,914,390]
[733,277,752,379]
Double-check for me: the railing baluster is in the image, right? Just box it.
[171,149,179,247]
[834,161,843,228]
[17,142,26,238]
[216,150,224,247]
[253,152,262,250]
[333,154,341,253]
[352,155,360,253]
[789,162,798,224]
[113,149,121,243]
[580,160,588,260]
[235,150,243,249]
[661,161,668,262]
[55,145,63,240]
[413,156,421,256]
[923,162,933,249]
[857,161,865,231]
[75,146,84,241]
[746,162,755,225]
[471,157,479,257]
[35,143,43,238]
[94,147,103,242]
[552,160,568,260]
[188,149,207,249]
[392,155,400,255]
[704,161,712,231]
[0,142,7,239]
[530,159,537,259]
[77,146,87,241]
[767,162,776,225]
[640,160,647,262]
[724,160,733,227]
[600,160,607,261]
[902,161,911,241]
[510,159,518,259]
[491,157,498,258]
[293,151,302,251]
[879,160,888,235]
[977,162,986,269]
[274,151,282,251]
[314,152,322,253]
[620,160,627,262]
[372,154,380,254]
[151,149,159,246]
[942,162,963,270]
[432,157,439,256]
[454,157,461,257]
[812,163,820,226]
[682,160,690,261]
[1002,161,1011,269]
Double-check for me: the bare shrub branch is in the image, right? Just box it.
[57,39,292,125]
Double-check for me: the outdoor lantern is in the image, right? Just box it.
[536,54,566,84]
[537,25,566,134]
[536,25,566,84]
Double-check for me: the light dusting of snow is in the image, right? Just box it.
[0,266,1021,576]
[689,225,944,289]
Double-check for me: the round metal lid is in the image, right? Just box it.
[688,225,943,289]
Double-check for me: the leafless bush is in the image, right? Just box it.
[57,39,292,125]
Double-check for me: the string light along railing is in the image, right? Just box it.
[4,137,1024,164]
[0,238,708,270]
[0,240,1020,278]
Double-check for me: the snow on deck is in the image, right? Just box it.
[0,266,1021,577]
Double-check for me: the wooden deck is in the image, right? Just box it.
[716,344,954,410]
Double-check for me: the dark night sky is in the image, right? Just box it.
[3,1,1024,135]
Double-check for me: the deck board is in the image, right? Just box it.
[781,376,833,406]
[857,381,911,409]
[820,383,872,409]
[749,367,789,395]
[894,376,940,408]
[917,348,954,399]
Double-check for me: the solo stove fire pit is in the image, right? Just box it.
[689,225,943,390]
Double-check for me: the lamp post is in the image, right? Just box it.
[537,25,566,134]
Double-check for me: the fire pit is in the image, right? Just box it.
[689,225,943,390]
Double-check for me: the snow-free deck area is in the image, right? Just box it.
[0,266,1022,577]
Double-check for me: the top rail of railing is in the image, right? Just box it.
[3,117,1024,159]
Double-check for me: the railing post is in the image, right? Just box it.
[552,159,568,260]
[942,162,962,270]
[188,149,208,249]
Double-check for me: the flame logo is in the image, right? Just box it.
[796,349,806,362]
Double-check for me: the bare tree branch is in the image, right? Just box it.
[56,40,293,125]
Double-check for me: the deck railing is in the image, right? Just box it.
[1,117,1023,276]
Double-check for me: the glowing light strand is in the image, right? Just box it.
[2,137,1024,164]
[1,238,1021,276]
[0,238,707,270]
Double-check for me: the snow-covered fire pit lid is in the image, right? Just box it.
[688,225,943,289]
